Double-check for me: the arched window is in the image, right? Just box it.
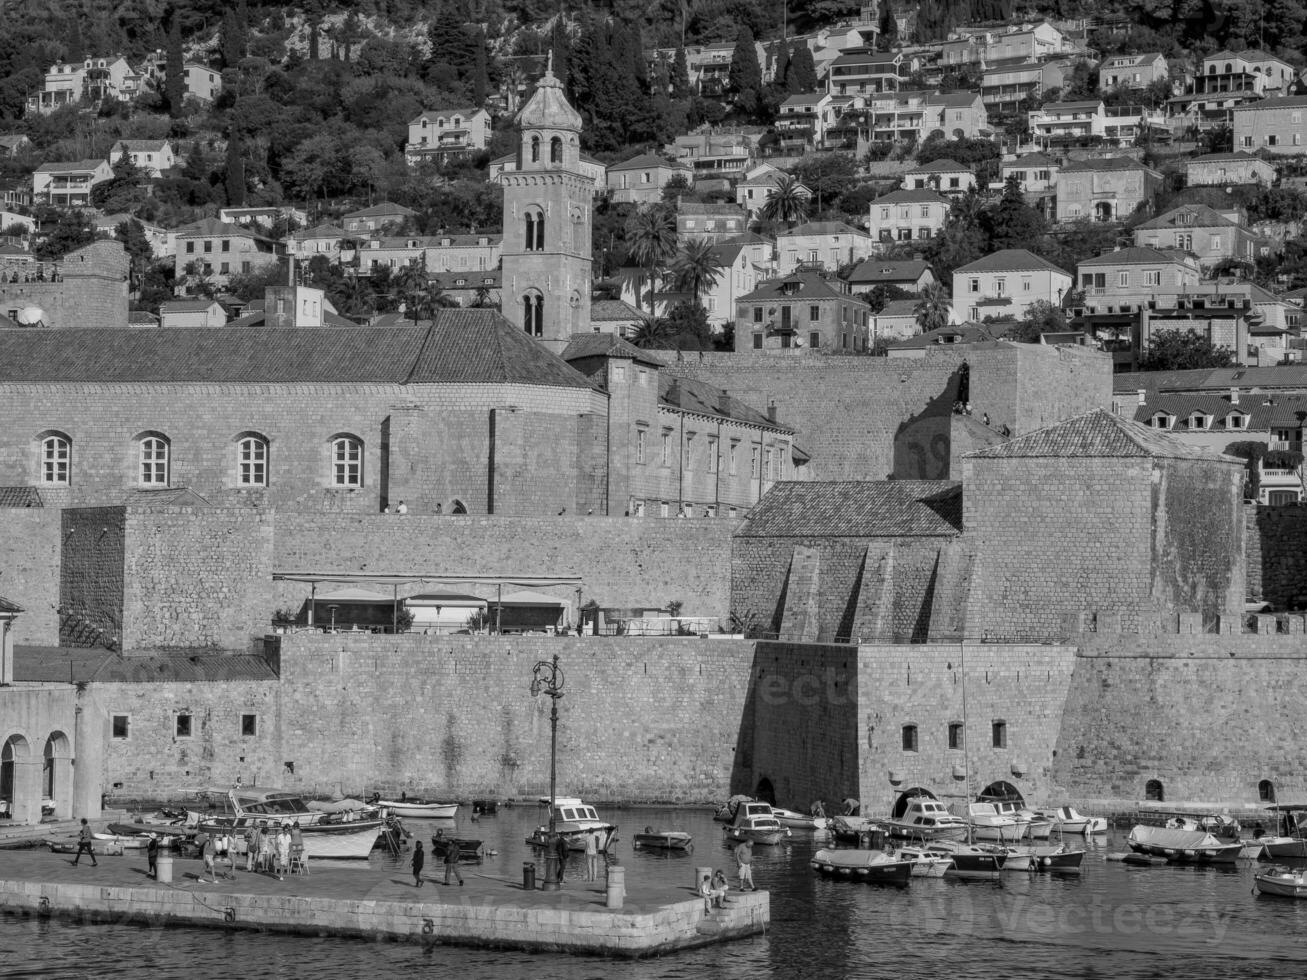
[236,433,269,487]
[39,432,71,485]
[550,136,563,163]
[1260,779,1277,803]
[138,433,169,486]
[523,208,544,251]
[450,499,467,514]
[530,135,541,162]
[1145,778,1164,802]
[521,293,544,337]
[330,435,363,487]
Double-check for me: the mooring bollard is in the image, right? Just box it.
[155,854,173,884]
[606,865,625,909]
[522,861,536,891]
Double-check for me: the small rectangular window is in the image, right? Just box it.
[902,724,918,752]
[753,306,763,323]
[809,331,820,348]
[707,438,718,474]
[752,332,763,349]
[112,714,130,739]
[241,714,257,737]
[809,305,820,321]
[175,712,193,738]
[992,720,1007,749]
[948,723,964,750]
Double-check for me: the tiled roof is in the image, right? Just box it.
[176,218,272,241]
[779,221,868,238]
[738,271,854,303]
[1005,152,1057,167]
[561,332,658,364]
[872,188,952,206]
[127,487,213,507]
[846,259,932,284]
[608,153,687,171]
[906,159,971,173]
[1114,366,1307,393]
[291,223,347,240]
[589,299,645,322]
[0,315,594,388]
[1132,391,1307,429]
[0,486,42,507]
[1059,157,1151,173]
[966,409,1240,461]
[1041,100,1102,112]
[660,374,789,432]
[410,106,481,124]
[36,160,105,174]
[1135,204,1240,231]
[887,322,1005,349]
[1078,246,1188,268]
[955,249,1069,276]
[738,481,963,537]
[114,139,168,151]
[877,299,918,317]
[12,648,279,682]
[1233,95,1307,111]
[344,202,418,219]
[0,594,22,613]
[927,92,981,107]
[1187,151,1265,164]
[159,299,222,313]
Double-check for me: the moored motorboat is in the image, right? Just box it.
[883,796,969,843]
[633,827,694,850]
[992,843,1086,872]
[712,795,756,823]
[375,798,459,820]
[1255,865,1307,898]
[1037,806,1107,835]
[892,844,951,877]
[926,840,1003,878]
[811,847,912,885]
[1126,825,1243,864]
[724,801,787,845]
[828,815,882,846]
[951,801,1028,842]
[196,789,384,859]
[1258,804,1307,858]
[525,797,618,852]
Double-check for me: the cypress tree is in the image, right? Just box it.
[671,45,692,100]
[225,129,246,207]
[877,3,899,50]
[472,28,489,106]
[549,22,571,89]
[165,16,184,118]
[788,44,817,94]
[773,41,791,91]
[220,9,241,69]
[728,25,761,96]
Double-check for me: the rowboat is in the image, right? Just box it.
[633,827,694,851]
[1255,866,1307,898]
[1126,825,1243,864]
[811,847,912,885]
[430,833,483,861]
[377,799,459,820]
[772,807,829,830]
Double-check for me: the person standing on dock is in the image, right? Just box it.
[554,833,569,884]
[443,838,464,886]
[275,823,291,880]
[411,840,425,887]
[200,832,217,883]
[71,818,98,867]
[147,833,159,878]
[734,840,754,891]
[584,831,598,882]
[245,824,261,873]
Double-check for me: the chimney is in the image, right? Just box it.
[1137,388,1146,407]
[1230,387,1239,405]
[767,400,777,422]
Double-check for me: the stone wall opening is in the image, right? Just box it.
[1,734,32,822]
[42,731,72,819]
[1145,778,1164,802]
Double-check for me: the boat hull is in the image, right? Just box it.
[380,800,459,820]
[633,832,693,851]
[725,827,785,846]
[526,825,619,852]
[1256,870,1307,898]
[968,821,1029,842]
[773,808,828,830]
[810,848,911,885]
[883,821,968,843]
[1262,838,1307,859]
[199,817,384,859]
[1126,826,1243,864]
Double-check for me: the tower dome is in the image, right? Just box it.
[515,57,582,132]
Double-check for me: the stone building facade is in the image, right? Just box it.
[0,240,129,330]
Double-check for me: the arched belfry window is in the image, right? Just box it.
[522,293,543,338]
[550,136,563,163]
[530,135,541,163]
[524,208,544,251]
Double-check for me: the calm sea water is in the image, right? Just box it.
[4,805,1307,979]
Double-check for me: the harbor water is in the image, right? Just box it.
[4,804,1307,978]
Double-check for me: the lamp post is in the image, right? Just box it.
[530,654,565,890]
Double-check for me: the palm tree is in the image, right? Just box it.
[759,174,809,227]
[631,316,675,349]
[394,262,432,324]
[624,206,678,313]
[913,281,950,334]
[668,239,725,309]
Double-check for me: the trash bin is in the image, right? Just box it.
[155,854,173,884]
[522,861,536,891]
[606,865,625,909]
[695,865,712,894]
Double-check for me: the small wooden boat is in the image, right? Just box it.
[1255,865,1307,898]
[633,827,694,851]
[992,843,1086,872]
[811,847,912,885]
[828,815,882,846]
[1126,825,1243,864]
[772,807,829,830]
[377,798,459,820]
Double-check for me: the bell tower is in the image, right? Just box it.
[500,56,593,351]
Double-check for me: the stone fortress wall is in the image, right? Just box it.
[0,240,129,330]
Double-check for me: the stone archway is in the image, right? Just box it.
[1,733,38,824]
[43,731,73,820]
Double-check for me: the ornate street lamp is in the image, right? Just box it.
[530,654,565,890]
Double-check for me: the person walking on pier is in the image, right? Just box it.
[443,838,464,886]
[147,833,159,878]
[245,824,261,873]
[71,818,98,867]
[411,840,425,887]
[554,833,569,884]
[734,839,754,891]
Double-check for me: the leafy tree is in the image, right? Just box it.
[1138,329,1235,371]
[861,283,911,313]
[226,261,289,302]
[668,239,725,308]
[792,153,856,210]
[471,28,490,106]
[913,280,950,333]
[658,301,714,350]
[91,152,149,213]
[220,2,248,70]
[35,210,95,261]
[772,42,791,93]
[760,173,810,226]
[787,44,817,94]
[876,2,899,51]
[114,218,154,276]
[985,174,1046,251]
[624,205,678,312]
[1004,300,1066,343]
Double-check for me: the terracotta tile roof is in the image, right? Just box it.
[609,153,688,171]
[966,409,1241,461]
[0,486,42,507]
[1135,204,1241,231]
[0,315,594,389]
[561,332,659,365]
[871,189,952,206]
[738,271,855,303]
[660,374,787,431]
[0,595,23,613]
[780,220,869,238]
[905,159,971,173]
[738,480,963,537]
[1059,157,1153,174]
[955,248,1070,276]
[1078,246,1188,268]
[588,299,644,322]
[344,202,418,219]
[1130,391,1307,430]
[846,259,932,285]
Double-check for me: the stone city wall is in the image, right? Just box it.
[1245,503,1307,608]
[0,508,61,644]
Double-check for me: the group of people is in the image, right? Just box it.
[380,501,409,515]
[411,832,465,887]
[701,839,756,913]
[238,820,304,880]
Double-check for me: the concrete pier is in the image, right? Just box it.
[0,849,768,957]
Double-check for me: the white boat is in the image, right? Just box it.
[811,847,912,885]
[772,807,829,830]
[1258,804,1307,858]
[1126,825,1243,864]
[989,799,1048,838]
[724,801,787,845]
[196,789,384,859]
[1255,865,1307,898]
[375,798,459,820]
[950,801,1028,842]
[893,844,951,877]
[525,797,618,852]
[883,796,969,842]
[1037,806,1107,835]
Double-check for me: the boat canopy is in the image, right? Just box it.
[891,787,939,820]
